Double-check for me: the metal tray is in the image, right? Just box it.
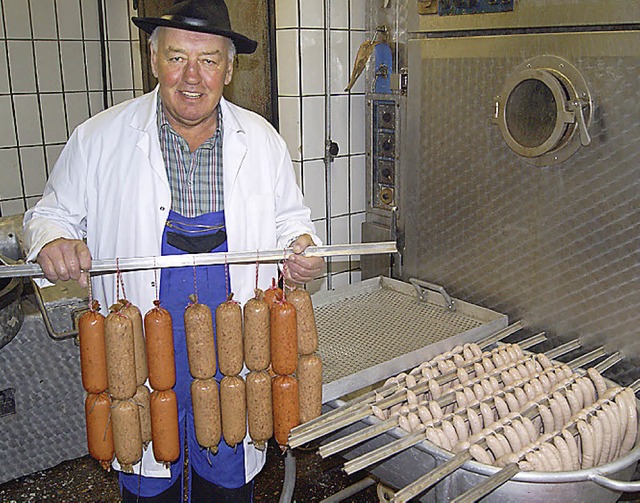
[313,276,507,402]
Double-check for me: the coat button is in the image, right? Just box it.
[160,206,165,211]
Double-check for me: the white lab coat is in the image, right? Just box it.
[23,87,320,481]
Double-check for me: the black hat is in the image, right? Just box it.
[132,0,258,54]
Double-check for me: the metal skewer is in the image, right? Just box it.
[0,241,398,279]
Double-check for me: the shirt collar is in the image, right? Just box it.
[156,94,223,147]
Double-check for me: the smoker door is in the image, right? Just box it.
[401,31,640,359]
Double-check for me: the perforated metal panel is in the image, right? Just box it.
[313,277,507,401]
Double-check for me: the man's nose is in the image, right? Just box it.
[183,60,200,82]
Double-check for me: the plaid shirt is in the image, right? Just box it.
[157,97,224,217]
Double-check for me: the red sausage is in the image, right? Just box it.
[85,392,114,470]
[263,278,283,310]
[270,300,298,375]
[272,374,300,448]
[150,389,180,464]
[144,301,176,391]
[78,302,108,394]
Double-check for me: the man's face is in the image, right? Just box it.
[151,27,233,131]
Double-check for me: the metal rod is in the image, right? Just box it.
[288,406,372,449]
[0,242,398,279]
[320,477,377,503]
[567,346,606,370]
[290,322,525,439]
[544,338,581,359]
[516,331,547,350]
[392,451,472,503]
[318,418,397,458]
[594,351,622,374]
[450,463,520,503]
[343,431,425,475]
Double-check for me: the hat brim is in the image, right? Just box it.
[132,17,257,54]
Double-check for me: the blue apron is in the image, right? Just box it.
[120,209,247,499]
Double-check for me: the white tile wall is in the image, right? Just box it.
[0,0,143,216]
[276,0,368,289]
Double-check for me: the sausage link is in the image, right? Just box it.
[553,436,573,471]
[220,375,247,448]
[287,288,318,356]
[216,299,244,376]
[272,374,300,448]
[452,414,469,441]
[119,301,148,387]
[78,307,108,394]
[191,377,222,453]
[111,399,142,472]
[270,301,298,375]
[144,302,176,391]
[184,302,217,379]
[297,354,323,424]
[587,367,608,399]
[263,279,283,309]
[133,385,152,447]
[467,407,483,435]
[85,392,114,469]
[150,389,180,463]
[105,311,137,400]
[577,420,595,468]
[561,428,580,470]
[246,370,273,450]
[590,414,604,466]
[469,444,494,465]
[243,297,271,371]
[620,388,638,454]
[598,408,613,464]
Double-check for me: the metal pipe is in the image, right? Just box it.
[279,450,296,503]
[0,242,398,279]
[320,477,377,503]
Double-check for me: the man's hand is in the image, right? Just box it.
[37,238,92,288]
[285,234,324,285]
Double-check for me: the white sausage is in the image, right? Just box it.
[473,383,485,401]
[505,393,520,413]
[452,414,469,442]
[578,420,595,468]
[485,434,505,460]
[494,395,510,419]
[591,413,604,466]
[455,391,468,410]
[470,444,494,465]
[418,405,433,424]
[553,436,572,471]
[522,416,539,442]
[480,402,495,427]
[474,362,486,377]
[481,379,494,397]
[463,386,476,405]
[538,403,555,433]
[587,367,607,399]
[429,379,442,400]
[428,400,443,420]
[561,428,580,470]
[468,407,483,434]
[502,425,522,452]
[514,387,528,408]
[482,357,496,373]
[512,420,530,446]
[441,419,459,446]
[457,367,469,385]
[598,408,613,464]
[501,371,514,387]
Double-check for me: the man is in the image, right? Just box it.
[23,0,323,501]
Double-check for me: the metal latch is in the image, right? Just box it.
[390,68,408,94]
[567,98,592,146]
[409,278,456,311]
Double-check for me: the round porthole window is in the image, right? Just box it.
[494,56,592,166]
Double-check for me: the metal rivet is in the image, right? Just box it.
[160,206,165,211]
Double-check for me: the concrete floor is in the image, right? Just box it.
[0,439,380,502]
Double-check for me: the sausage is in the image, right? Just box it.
[457,367,469,385]
[216,297,244,377]
[502,425,522,452]
[371,405,387,421]
[455,391,468,410]
[472,383,485,401]
[398,414,412,433]
[479,402,495,427]
[243,297,271,372]
[452,414,469,441]
[463,386,476,405]
[505,393,520,413]
[469,444,494,465]
[245,371,273,451]
[553,436,573,471]
[441,419,458,446]
[501,371,514,387]
[150,389,180,464]
[538,403,555,433]
[119,301,148,387]
[554,392,572,425]
[539,443,562,471]
[191,377,222,453]
[111,399,142,472]
[467,407,483,435]
[219,375,247,448]
[511,419,530,446]
[84,392,114,470]
[481,379,494,398]
[495,433,512,456]
[561,428,580,470]
[105,310,137,400]
[577,420,595,468]
[514,387,528,408]
[184,301,216,379]
[565,388,581,415]
[436,428,453,451]
[133,385,152,448]
[521,416,538,442]
[270,300,298,375]
[591,413,604,466]
[418,405,433,424]
[144,301,176,391]
[462,344,475,361]
[272,374,300,448]
[482,357,495,373]
[78,305,108,394]
[587,367,608,399]
[287,288,318,356]
[598,409,612,464]
[619,388,638,454]
[428,400,443,420]
[453,353,465,368]
[297,354,323,424]
[263,279,284,309]
[429,379,442,400]
[549,398,564,430]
